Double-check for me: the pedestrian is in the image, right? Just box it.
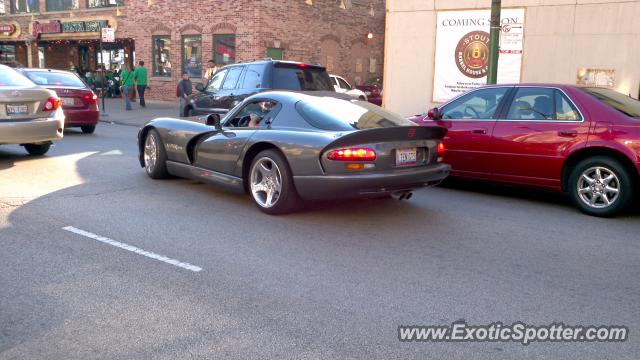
[133,60,148,107]
[177,72,192,117]
[204,60,217,81]
[120,63,135,111]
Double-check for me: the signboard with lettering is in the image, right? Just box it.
[0,22,20,39]
[101,27,115,42]
[31,19,110,38]
[432,9,526,102]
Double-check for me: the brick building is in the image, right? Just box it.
[0,0,385,100]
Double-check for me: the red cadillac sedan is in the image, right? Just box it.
[410,84,640,217]
[20,69,99,134]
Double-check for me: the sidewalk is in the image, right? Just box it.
[97,97,200,127]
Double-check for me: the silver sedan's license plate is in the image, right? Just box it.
[396,148,417,166]
[6,104,28,115]
[62,97,75,106]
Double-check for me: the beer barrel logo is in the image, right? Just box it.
[455,31,490,79]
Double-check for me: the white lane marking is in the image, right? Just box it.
[62,226,202,272]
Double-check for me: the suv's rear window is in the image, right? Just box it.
[273,64,333,91]
[296,97,415,131]
[24,71,85,88]
[0,66,35,87]
[579,87,640,118]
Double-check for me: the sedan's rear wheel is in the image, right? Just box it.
[81,125,96,134]
[144,129,169,179]
[24,143,50,156]
[568,156,633,217]
[249,150,300,214]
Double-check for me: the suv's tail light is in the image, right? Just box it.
[327,148,376,162]
[83,92,98,103]
[43,97,61,111]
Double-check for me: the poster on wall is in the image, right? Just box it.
[432,8,525,103]
[576,68,615,88]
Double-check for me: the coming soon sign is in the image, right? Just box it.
[433,8,525,103]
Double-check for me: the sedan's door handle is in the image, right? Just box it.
[558,130,578,137]
[471,128,487,134]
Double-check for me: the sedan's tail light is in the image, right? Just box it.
[327,148,376,162]
[43,97,61,111]
[83,92,98,103]
[437,142,445,156]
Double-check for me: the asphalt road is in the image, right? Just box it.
[1,123,639,359]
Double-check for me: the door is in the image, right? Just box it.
[194,68,227,114]
[194,99,280,175]
[216,65,245,111]
[436,86,511,176]
[491,87,588,188]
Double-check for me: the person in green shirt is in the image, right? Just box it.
[133,60,149,107]
[120,63,135,111]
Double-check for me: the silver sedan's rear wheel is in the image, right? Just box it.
[249,149,300,214]
[144,129,169,179]
[568,156,633,217]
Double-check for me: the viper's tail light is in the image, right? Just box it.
[43,97,61,111]
[327,148,377,162]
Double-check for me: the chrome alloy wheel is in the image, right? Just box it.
[250,157,283,208]
[577,166,620,209]
[144,133,157,175]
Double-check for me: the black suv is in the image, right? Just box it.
[185,60,336,116]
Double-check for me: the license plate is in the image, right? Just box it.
[6,104,28,115]
[396,148,417,166]
[62,97,75,106]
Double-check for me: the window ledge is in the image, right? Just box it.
[150,77,173,82]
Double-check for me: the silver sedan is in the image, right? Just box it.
[0,64,65,155]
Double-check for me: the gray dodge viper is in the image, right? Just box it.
[138,91,450,214]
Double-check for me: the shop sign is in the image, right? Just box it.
[0,22,21,39]
[32,20,109,37]
[432,8,526,102]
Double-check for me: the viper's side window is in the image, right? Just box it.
[229,100,279,128]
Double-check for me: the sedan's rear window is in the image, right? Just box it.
[273,64,333,91]
[296,97,416,131]
[579,87,640,118]
[0,66,35,87]
[23,71,86,88]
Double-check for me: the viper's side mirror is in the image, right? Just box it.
[206,113,222,129]
[195,83,205,92]
[427,107,442,120]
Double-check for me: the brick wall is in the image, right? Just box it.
[1,0,385,100]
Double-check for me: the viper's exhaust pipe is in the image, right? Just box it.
[391,191,413,200]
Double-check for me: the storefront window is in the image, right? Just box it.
[10,0,39,13]
[87,0,123,8]
[152,35,171,77]
[47,0,78,11]
[0,44,16,63]
[266,48,283,60]
[213,34,235,65]
[182,35,201,79]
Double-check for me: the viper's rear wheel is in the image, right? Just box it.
[249,149,300,214]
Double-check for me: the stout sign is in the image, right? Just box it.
[433,9,525,103]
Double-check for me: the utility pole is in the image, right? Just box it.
[487,0,501,85]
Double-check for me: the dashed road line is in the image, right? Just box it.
[62,226,202,272]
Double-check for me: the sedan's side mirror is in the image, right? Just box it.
[195,83,205,92]
[427,107,442,120]
[206,113,222,129]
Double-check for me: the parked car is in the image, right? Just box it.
[185,59,336,116]
[19,68,99,134]
[330,74,367,100]
[356,77,383,106]
[139,91,450,214]
[0,64,64,155]
[409,84,640,217]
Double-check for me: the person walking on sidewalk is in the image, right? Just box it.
[177,72,193,117]
[120,63,135,111]
[133,60,148,107]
